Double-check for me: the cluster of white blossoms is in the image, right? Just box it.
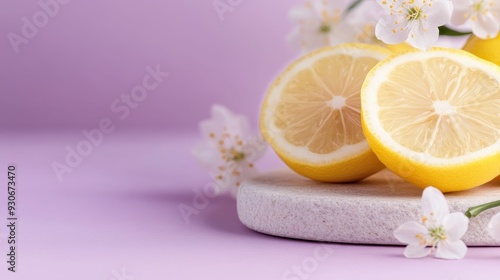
[192,105,267,197]
[289,0,500,51]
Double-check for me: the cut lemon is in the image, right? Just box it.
[463,34,500,67]
[361,48,500,192]
[261,43,390,182]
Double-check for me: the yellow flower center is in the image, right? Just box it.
[429,226,447,241]
[407,6,423,21]
[319,23,331,33]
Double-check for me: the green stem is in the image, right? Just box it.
[465,200,500,219]
[438,25,472,37]
[344,0,364,16]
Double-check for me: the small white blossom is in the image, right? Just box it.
[332,0,385,45]
[394,187,469,259]
[288,0,350,53]
[192,105,266,197]
[375,0,453,50]
[451,0,500,39]
[488,212,500,241]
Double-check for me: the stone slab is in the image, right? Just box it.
[237,169,500,246]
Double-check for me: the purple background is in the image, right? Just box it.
[1,1,498,279]
[1,0,302,131]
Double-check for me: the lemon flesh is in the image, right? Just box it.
[261,43,390,182]
[362,48,500,192]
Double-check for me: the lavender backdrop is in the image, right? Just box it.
[1,0,302,131]
[2,2,499,279]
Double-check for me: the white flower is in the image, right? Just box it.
[488,212,500,241]
[394,187,469,259]
[451,0,500,39]
[375,0,453,50]
[331,0,385,45]
[288,0,350,53]
[192,105,266,197]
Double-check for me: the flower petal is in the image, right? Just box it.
[426,0,453,27]
[375,15,410,45]
[404,244,431,258]
[442,212,469,241]
[212,104,233,123]
[241,135,267,162]
[199,119,220,142]
[330,20,356,44]
[211,105,250,138]
[394,221,428,245]
[407,22,439,50]
[347,0,382,24]
[311,0,349,20]
[488,212,500,241]
[238,164,259,181]
[192,142,220,170]
[289,6,313,22]
[451,0,473,10]
[450,6,471,26]
[421,187,449,223]
[491,1,500,15]
[435,240,468,259]
[451,0,473,25]
[471,12,500,39]
[377,0,404,9]
[233,115,251,139]
[212,104,234,127]
[331,0,382,45]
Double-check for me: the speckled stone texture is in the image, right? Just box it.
[237,169,500,246]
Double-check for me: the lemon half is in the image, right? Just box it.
[362,48,500,192]
[261,43,390,182]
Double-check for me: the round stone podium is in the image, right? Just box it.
[237,169,500,246]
